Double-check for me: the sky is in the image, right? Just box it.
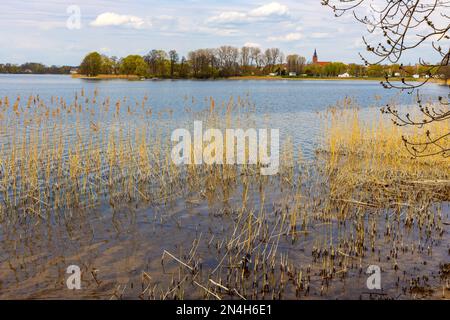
[0,0,444,66]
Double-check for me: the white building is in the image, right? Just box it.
[338,72,350,78]
[413,74,420,79]
[289,72,297,77]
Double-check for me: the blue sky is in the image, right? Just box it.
[0,0,442,66]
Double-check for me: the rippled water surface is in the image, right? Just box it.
[0,75,448,300]
[0,74,448,158]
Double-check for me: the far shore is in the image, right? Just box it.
[71,74,141,80]
[70,73,449,85]
[233,76,450,85]
[229,75,423,82]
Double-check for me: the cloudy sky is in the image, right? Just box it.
[0,0,442,66]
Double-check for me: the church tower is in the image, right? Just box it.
[313,49,318,64]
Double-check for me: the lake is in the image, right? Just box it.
[0,74,448,300]
[0,74,448,159]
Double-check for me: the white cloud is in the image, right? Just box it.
[207,12,248,24]
[152,15,179,31]
[90,12,149,29]
[311,32,329,39]
[244,42,261,48]
[156,15,176,21]
[249,2,289,17]
[268,32,302,42]
[193,26,239,36]
[207,2,290,25]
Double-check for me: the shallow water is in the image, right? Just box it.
[1,74,448,159]
[0,182,448,299]
[0,75,448,299]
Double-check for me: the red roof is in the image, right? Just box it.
[315,61,331,66]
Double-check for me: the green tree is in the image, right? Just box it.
[100,55,116,74]
[135,59,149,77]
[169,50,179,78]
[324,62,347,77]
[305,64,324,77]
[144,50,168,77]
[367,64,384,77]
[347,63,366,77]
[79,52,103,76]
[120,55,148,76]
[179,56,189,78]
[286,54,306,74]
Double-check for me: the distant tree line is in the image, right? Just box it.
[0,62,72,74]
[80,47,449,79]
[2,47,447,79]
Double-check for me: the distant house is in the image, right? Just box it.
[268,72,278,76]
[394,72,401,77]
[413,74,420,79]
[70,68,79,74]
[24,69,32,74]
[289,72,297,77]
[338,72,350,78]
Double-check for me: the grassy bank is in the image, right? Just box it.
[229,75,425,82]
[429,78,450,85]
[72,74,141,80]
[70,73,440,83]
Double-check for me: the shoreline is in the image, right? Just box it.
[67,74,448,85]
[228,75,426,82]
[71,74,141,80]
[3,73,446,85]
[71,74,414,82]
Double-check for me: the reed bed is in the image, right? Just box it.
[321,98,449,213]
[0,91,448,300]
[0,91,258,219]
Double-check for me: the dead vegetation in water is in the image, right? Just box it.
[319,97,449,210]
[0,91,264,219]
[0,92,448,300]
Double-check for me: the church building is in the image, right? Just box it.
[312,49,331,66]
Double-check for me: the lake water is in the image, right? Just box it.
[1,74,448,159]
[0,74,448,300]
